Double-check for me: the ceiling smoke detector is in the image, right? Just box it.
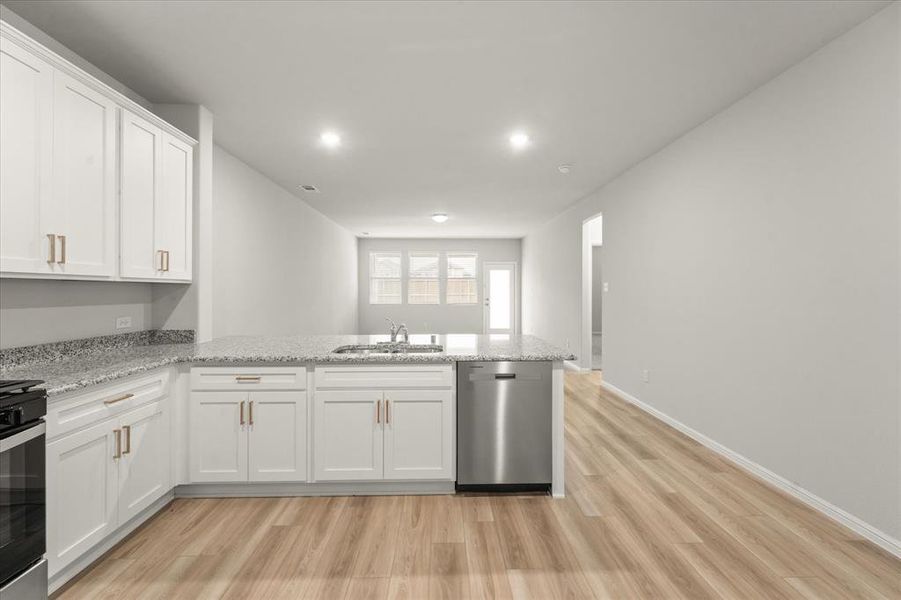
[299,184,320,193]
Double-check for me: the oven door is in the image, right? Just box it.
[0,421,46,586]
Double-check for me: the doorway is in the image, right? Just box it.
[483,262,516,334]
[581,214,603,371]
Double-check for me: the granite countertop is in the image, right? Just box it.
[0,334,576,396]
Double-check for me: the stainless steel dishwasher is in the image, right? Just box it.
[457,361,552,492]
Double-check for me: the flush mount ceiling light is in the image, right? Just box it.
[431,213,449,223]
[298,184,320,192]
[557,164,572,174]
[509,131,530,150]
[320,131,341,148]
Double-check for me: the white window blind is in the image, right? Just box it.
[446,253,478,304]
[369,252,401,304]
[408,253,440,304]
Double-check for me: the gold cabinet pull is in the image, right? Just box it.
[235,376,261,383]
[47,234,56,263]
[113,428,122,459]
[58,234,66,264]
[239,400,245,425]
[248,401,254,425]
[157,250,165,271]
[376,399,381,424]
[104,393,134,406]
[122,425,131,454]
[163,250,170,272]
[385,398,390,424]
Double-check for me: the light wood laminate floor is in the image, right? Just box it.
[54,371,900,599]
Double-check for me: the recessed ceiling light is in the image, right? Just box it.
[509,131,530,150]
[320,131,341,148]
[557,164,572,174]
[431,213,449,223]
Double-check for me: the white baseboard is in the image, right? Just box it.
[176,480,455,497]
[600,380,901,559]
[48,491,175,594]
[564,360,585,372]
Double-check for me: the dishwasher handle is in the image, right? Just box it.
[467,372,541,382]
[494,373,516,380]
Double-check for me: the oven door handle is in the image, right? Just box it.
[0,421,46,453]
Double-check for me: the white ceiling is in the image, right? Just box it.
[2,0,889,237]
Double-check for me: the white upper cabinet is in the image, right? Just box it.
[0,22,195,281]
[157,132,193,280]
[119,110,161,279]
[120,110,193,281]
[0,37,53,275]
[50,71,117,277]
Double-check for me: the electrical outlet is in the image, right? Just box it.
[642,369,650,383]
[116,316,133,330]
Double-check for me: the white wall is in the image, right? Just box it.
[0,280,153,348]
[357,238,521,334]
[523,4,900,540]
[212,145,358,337]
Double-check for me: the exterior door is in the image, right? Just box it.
[383,390,453,480]
[248,391,307,482]
[189,392,248,483]
[118,400,170,524]
[51,71,117,277]
[0,38,53,275]
[483,262,516,334]
[45,419,118,577]
[314,390,383,481]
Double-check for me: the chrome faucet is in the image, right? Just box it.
[385,318,409,343]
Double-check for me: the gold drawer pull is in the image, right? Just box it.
[47,234,56,263]
[122,425,131,454]
[113,428,122,459]
[58,234,66,264]
[235,376,261,383]
[104,393,134,406]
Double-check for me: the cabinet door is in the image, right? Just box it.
[383,390,454,480]
[118,399,171,524]
[248,391,307,482]
[314,390,383,481]
[189,391,248,482]
[51,71,117,277]
[0,38,53,274]
[46,419,118,577]
[119,110,161,279]
[156,133,192,281]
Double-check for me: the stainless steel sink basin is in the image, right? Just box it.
[332,343,444,354]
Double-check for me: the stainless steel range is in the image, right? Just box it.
[0,380,48,600]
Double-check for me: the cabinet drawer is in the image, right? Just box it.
[46,369,170,441]
[190,366,306,391]
[314,365,453,389]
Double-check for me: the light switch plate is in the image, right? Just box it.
[116,316,133,329]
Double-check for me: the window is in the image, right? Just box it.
[408,252,440,304]
[369,252,401,304]
[446,252,478,304]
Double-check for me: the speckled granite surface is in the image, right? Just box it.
[0,334,575,397]
[0,329,195,369]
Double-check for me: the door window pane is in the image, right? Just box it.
[489,269,511,330]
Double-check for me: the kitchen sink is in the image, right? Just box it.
[332,343,444,354]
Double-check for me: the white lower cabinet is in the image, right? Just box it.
[189,390,307,483]
[46,396,170,578]
[314,388,454,482]
[314,390,383,481]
